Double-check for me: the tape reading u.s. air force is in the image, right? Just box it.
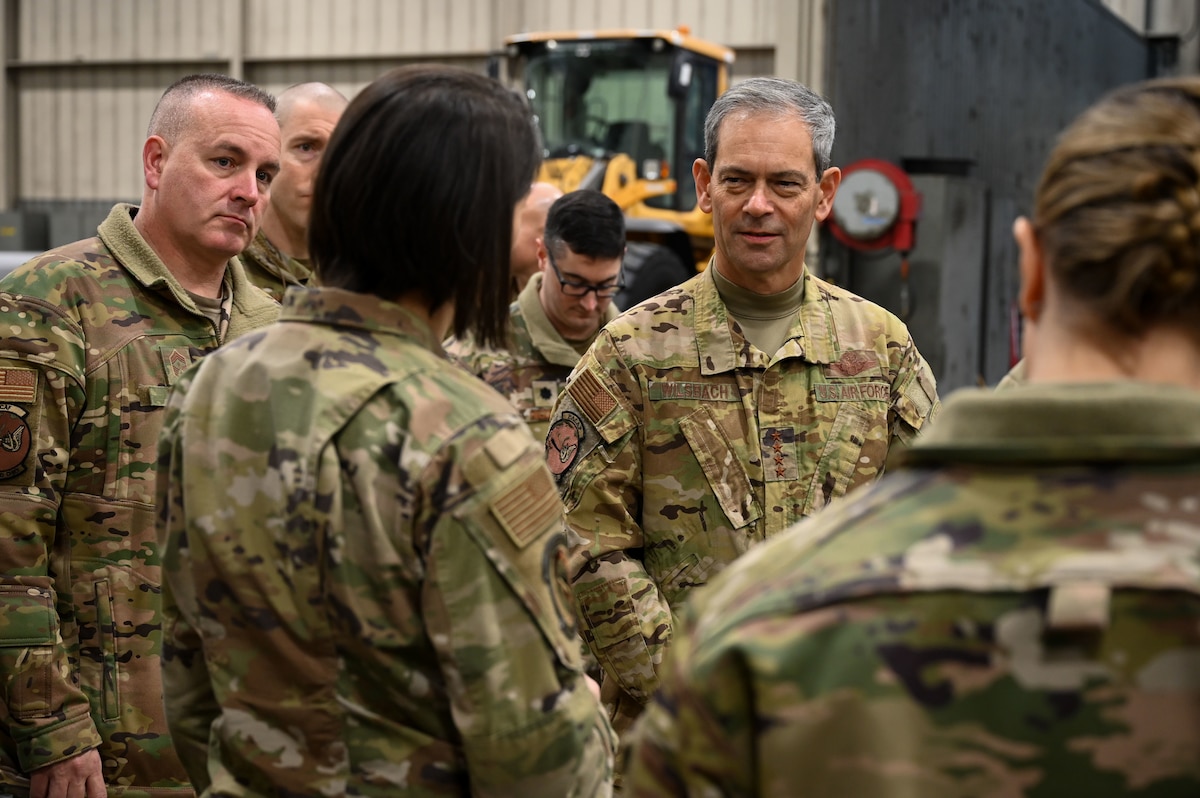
[814,382,889,402]
[648,381,740,401]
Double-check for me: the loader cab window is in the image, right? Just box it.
[658,57,718,212]
[522,39,678,197]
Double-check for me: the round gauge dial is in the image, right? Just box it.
[831,168,900,240]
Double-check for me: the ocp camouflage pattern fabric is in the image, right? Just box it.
[238,229,311,302]
[547,266,939,733]
[0,203,278,796]
[628,382,1200,797]
[158,286,615,797]
[446,272,619,443]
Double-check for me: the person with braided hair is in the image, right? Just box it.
[626,76,1200,797]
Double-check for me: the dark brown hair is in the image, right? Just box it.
[310,64,540,347]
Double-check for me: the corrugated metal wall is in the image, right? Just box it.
[0,0,786,217]
[0,0,1179,248]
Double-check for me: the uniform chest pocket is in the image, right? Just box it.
[679,406,762,530]
[803,398,876,516]
[81,339,199,504]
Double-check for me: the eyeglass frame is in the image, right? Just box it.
[545,246,625,299]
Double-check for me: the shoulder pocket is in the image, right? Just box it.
[0,584,60,719]
[458,431,583,671]
[894,359,940,435]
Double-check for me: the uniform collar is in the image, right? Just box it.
[97,203,277,339]
[243,229,313,285]
[692,264,839,375]
[519,271,618,367]
[899,382,1200,466]
[280,286,443,355]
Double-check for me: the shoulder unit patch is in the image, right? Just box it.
[0,403,32,480]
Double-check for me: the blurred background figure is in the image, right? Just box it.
[510,181,564,297]
[240,81,348,300]
[627,76,1200,797]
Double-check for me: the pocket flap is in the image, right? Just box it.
[0,584,57,646]
[679,407,762,529]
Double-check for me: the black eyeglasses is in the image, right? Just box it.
[547,250,624,298]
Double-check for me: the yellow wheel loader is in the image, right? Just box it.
[499,27,734,308]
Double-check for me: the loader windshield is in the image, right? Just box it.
[518,36,718,211]
[523,39,674,161]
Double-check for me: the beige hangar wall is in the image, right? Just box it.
[0,0,826,214]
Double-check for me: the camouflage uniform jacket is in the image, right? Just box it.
[157,286,616,797]
[238,229,311,302]
[0,203,279,795]
[547,266,939,721]
[446,272,619,441]
[627,381,1200,797]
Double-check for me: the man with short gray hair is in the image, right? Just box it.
[545,76,941,738]
[0,73,281,797]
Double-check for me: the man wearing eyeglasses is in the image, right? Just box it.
[447,189,625,441]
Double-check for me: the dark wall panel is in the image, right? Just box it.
[826,0,1147,211]
[822,0,1148,387]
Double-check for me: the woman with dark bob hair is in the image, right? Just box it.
[627,76,1200,797]
[157,65,615,796]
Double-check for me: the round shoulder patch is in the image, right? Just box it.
[545,411,585,479]
[0,405,31,480]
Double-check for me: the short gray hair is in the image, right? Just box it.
[703,76,836,175]
[147,74,276,143]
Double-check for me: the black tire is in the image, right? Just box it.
[615,242,694,310]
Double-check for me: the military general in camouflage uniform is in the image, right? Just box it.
[447,190,626,442]
[157,65,615,796]
[0,75,281,797]
[239,82,347,301]
[627,76,1200,797]
[547,77,940,737]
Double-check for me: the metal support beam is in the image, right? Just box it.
[774,0,828,95]
[0,0,14,210]
[228,0,245,79]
